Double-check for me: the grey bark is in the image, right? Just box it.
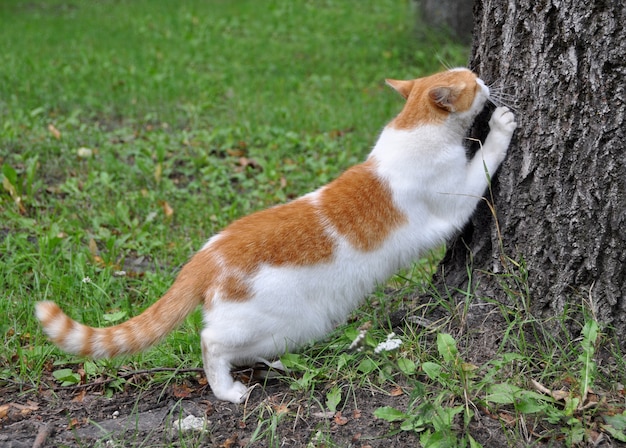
[439,0,626,343]
[414,0,474,43]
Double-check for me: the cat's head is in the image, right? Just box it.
[385,68,489,130]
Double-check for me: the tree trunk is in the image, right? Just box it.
[437,0,626,346]
[414,0,474,43]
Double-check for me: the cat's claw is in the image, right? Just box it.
[489,106,517,136]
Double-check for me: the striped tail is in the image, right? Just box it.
[35,257,208,358]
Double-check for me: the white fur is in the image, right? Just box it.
[200,74,517,403]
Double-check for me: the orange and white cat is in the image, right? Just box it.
[36,68,516,403]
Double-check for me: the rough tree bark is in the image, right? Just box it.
[438,0,626,344]
[414,0,474,43]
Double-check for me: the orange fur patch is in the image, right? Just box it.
[203,197,335,301]
[387,69,480,129]
[319,159,407,251]
[216,198,335,268]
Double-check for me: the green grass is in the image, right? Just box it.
[2,1,626,447]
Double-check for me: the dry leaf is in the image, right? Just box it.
[390,386,404,397]
[67,417,80,430]
[48,124,61,139]
[271,403,290,415]
[88,238,99,257]
[220,433,238,448]
[226,148,245,157]
[72,390,87,403]
[333,411,348,426]
[172,384,192,398]
[237,157,261,170]
[499,412,517,426]
[154,163,162,183]
[0,404,10,419]
[159,200,174,218]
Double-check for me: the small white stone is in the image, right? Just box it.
[175,414,208,432]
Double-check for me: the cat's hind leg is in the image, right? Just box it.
[201,332,250,403]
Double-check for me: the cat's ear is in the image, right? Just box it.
[386,79,414,99]
[428,85,466,112]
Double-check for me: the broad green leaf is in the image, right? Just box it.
[397,358,417,375]
[52,368,81,386]
[421,362,443,381]
[374,406,408,422]
[102,310,127,323]
[436,333,458,364]
[485,383,523,404]
[325,386,341,413]
[468,434,484,448]
[400,416,426,432]
[604,412,626,431]
[280,353,310,372]
[515,396,547,414]
[83,360,98,377]
[602,424,626,442]
[357,358,377,374]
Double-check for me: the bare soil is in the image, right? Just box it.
[1,364,517,448]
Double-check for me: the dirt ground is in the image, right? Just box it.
[3,305,619,447]
[1,365,521,448]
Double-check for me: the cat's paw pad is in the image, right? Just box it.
[213,381,250,404]
[489,107,517,135]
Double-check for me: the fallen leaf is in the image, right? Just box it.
[390,386,404,397]
[333,411,348,426]
[499,412,517,426]
[172,384,192,398]
[531,378,569,401]
[272,403,290,415]
[88,238,99,257]
[0,404,10,419]
[237,157,261,170]
[159,200,174,218]
[220,433,238,448]
[72,390,87,403]
[226,148,246,157]
[48,124,61,139]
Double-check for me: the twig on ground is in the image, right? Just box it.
[32,422,54,448]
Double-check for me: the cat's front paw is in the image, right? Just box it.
[489,107,517,137]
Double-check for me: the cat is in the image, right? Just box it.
[36,68,517,404]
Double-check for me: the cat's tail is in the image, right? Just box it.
[35,253,209,359]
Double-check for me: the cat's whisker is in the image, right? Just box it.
[486,82,519,112]
[488,96,519,113]
[490,91,517,100]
